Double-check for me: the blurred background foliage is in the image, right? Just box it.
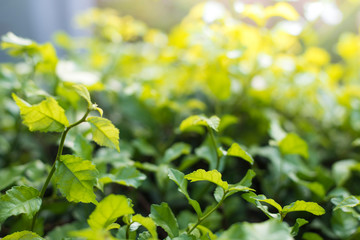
[1,0,360,239]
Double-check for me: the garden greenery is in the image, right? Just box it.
[0,1,360,239]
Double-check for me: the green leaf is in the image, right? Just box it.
[331,209,358,239]
[305,182,326,198]
[353,138,360,146]
[70,228,116,240]
[302,232,323,240]
[331,159,357,186]
[2,230,44,240]
[138,231,153,240]
[132,214,158,239]
[269,119,287,141]
[0,186,41,223]
[56,82,81,107]
[227,143,254,164]
[132,139,157,156]
[333,196,360,211]
[172,234,197,240]
[150,202,179,238]
[87,116,120,152]
[175,236,197,240]
[185,169,228,190]
[290,218,308,236]
[282,200,325,217]
[226,179,255,198]
[289,174,326,198]
[46,222,84,240]
[242,192,281,220]
[218,114,238,132]
[72,84,92,107]
[245,192,282,213]
[12,93,69,132]
[70,84,103,116]
[100,166,146,188]
[168,168,202,216]
[2,33,57,71]
[73,134,94,160]
[238,169,256,188]
[54,155,98,204]
[218,219,293,240]
[162,143,191,164]
[196,225,217,240]
[115,225,136,240]
[214,186,225,203]
[88,194,134,230]
[256,198,283,213]
[279,133,308,159]
[0,165,28,191]
[180,115,220,132]
[195,137,218,170]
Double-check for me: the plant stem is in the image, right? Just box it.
[208,127,220,169]
[187,192,227,234]
[30,109,90,231]
[126,224,131,239]
[280,213,285,222]
[194,128,221,200]
[193,129,220,200]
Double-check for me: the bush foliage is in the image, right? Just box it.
[1,1,360,239]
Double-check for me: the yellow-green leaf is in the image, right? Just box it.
[132,214,158,239]
[249,194,283,213]
[180,115,220,132]
[257,199,283,213]
[282,200,325,216]
[279,133,309,159]
[242,193,281,220]
[1,32,37,57]
[227,143,254,165]
[2,230,44,240]
[54,155,98,204]
[88,194,134,230]
[2,32,33,48]
[95,107,103,117]
[196,225,217,240]
[185,169,228,190]
[72,84,92,107]
[87,116,120,152]
[302,232,323,240]
[12,93,69,132]
[207,66,231,100]
[70,228,116,240]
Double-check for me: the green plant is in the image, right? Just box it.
[0,84,119,235]
[1,0,360,239]
[0,99,326,239]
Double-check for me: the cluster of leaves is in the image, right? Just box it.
[1,1,360,239]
